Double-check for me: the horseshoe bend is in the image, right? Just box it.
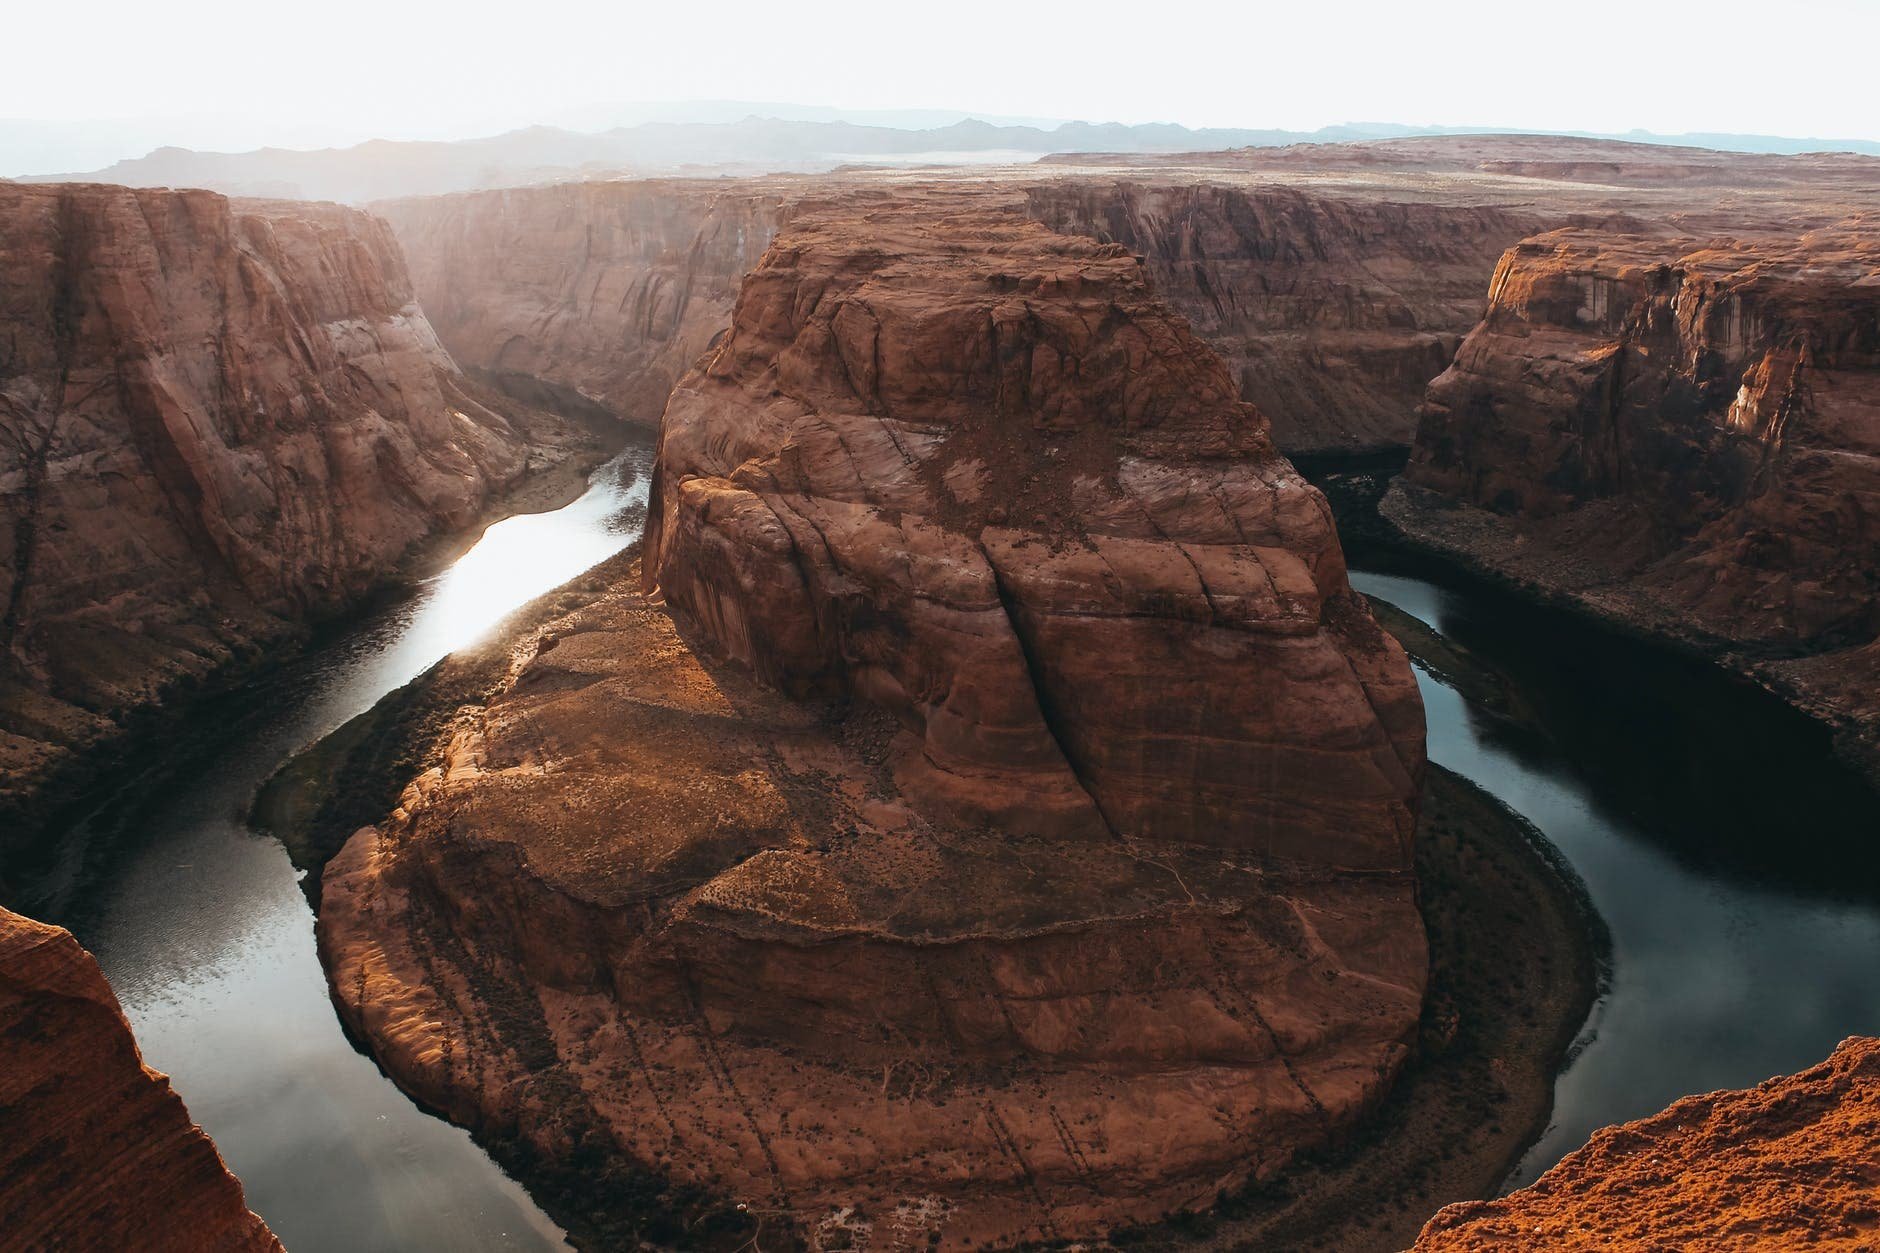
[316,194,1430,1245]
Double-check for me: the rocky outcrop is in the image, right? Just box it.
[1413,1036,1880,1250]
[1389,223,1880,772]
[0,183,582,831]
[377,181,788,426]
[1025,182,1541,453]
[321,193,1428,1246]
[0,906,284,1251]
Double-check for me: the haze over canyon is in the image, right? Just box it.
[3,21,1879,1251]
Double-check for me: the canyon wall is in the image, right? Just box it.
[0,906,284,1251]
[321,193,1428,1247]
[376,180,788,426]
[0,183,578,830]
[1413,1036,1880,1251]
[1023,182,1542,453]
[1388,223,1880,769]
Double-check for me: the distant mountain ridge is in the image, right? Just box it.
[15,113,1880,204]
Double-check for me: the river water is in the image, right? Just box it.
[7,442,654,1253]
[8,440,1878,1246]
[1349,560,1880,1185]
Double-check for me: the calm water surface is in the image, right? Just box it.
[9,442,654,1253]
[1350,563,1880,1186]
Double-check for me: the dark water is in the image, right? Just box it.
[6,443,654,1253]
[1348,559,1880,1186]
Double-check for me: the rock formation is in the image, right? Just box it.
[1388,223,1880,772]
[1024,182,1542,453]
[377,181,788,426]
[0,906,284,1251]
[320,193,1427,1246]
[0,183,583,832]
[1413,1036,1880,1251]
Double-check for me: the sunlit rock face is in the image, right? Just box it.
[377,180,788,426]
[321,192,1428,1246]
[1413,1036,1880,1251]
[0,183,566,829]
[1389,224,1880,769]
[0,907,284,1252]
[1025,181,1542,454]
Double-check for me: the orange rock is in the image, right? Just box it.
[0,183,574,830]
[0,907,283,1252]
[322,193,1428,1246]
[1412,1037,1880,1251]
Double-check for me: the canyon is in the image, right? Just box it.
[4,132,1880,1252]
[0,906,284,1251]
[318,191,1429,1246]
[0,183,591,838]
[1389,221,1880,775]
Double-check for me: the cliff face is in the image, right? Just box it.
[377,181,788,426]
[0,907,284,1252]
[320,194,1428,1246]
[1413,1036,1880,1251]
[1389,224,1880,766]
[0,183,575,827]
[1024,182,1542,453]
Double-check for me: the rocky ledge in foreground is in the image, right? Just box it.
[320,193,1427,1247]
[0,907,283,1252]
[0,183,588,835]
[1388,222,1880,776]
[1413,1036,1880,1251]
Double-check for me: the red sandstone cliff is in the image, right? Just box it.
[0,183,582,829]
[376,180,788,426]
[1389,223,1880,771]
[1024,182,1542,453]
[320,193,1428,1246]
[1412,1036,1880,1251]
[0,906,284,1251]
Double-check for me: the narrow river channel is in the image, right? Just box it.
[1349,560,1880,1186]
[8,440,655,1253]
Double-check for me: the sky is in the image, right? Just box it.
[6,0,1879,169]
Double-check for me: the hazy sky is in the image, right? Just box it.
[8,0,1879,156]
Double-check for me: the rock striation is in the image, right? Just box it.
[1412,1036,1880,1251]
[0,183,579,831]
[1389,223,1880,773]
[1025,182,1542,453]
[0,906,284,1252]
[377,181,788,426]
[321,193,1428,1246]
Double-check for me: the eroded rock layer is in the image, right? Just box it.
[1390,223,1880,770]
[377,181,788,426]
[1024,182,1542,453]
[1413,1036,1880,1251]
[0,183,574,826]
[0,907,283,1252]
[321,195,1428,1246]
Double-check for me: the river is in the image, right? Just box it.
[7,440,656,1253]
[8,442,1878,1245]
[1349,557,1880,1186]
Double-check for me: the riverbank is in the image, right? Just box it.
[1380,481,1880,790]
[1,431,612,897]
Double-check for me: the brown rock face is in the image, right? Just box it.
[321,195,1427,1245]
[1412,1036,1880,1251]
[1392,223,1880,767]
[0,907,284,1252]
[1024,182,1541,453]
[377,181,788,426]
[0,183,569,827]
